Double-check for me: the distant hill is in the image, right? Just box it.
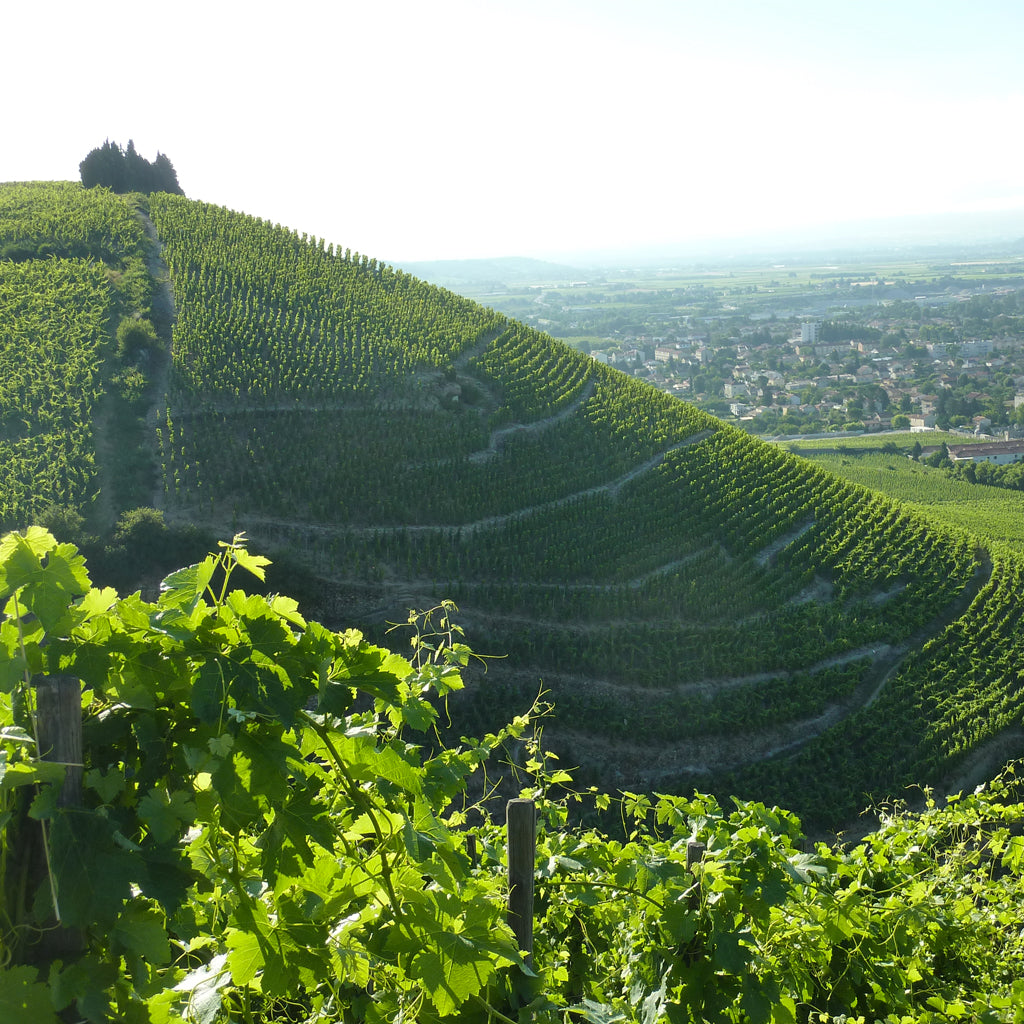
[395,255,587,290]
[4,182,1024,832]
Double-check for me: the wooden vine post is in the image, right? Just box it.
[686,838,706,910]
[506,798,537,968]
[35,675,83,810]
[32,674,84,961]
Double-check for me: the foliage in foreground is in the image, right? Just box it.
[1,529,1023,1023]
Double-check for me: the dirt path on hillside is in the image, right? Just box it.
[754,520,814,567]
[934,729,1024,799]
[166,328,591,472]
[501,643,893,702]
[518,549,995,784]
[453,546,728,601]
[88,211,175,530]
[862,548,991,709]
[468,380,596,463]
[138,211,175,511]
[165,326,511,422]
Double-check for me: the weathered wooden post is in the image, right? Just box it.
[506,798,536,967]
[32,674,84,962]
[35,675,83,810]
[686,839,706,910]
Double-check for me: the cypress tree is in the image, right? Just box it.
[79,140,184,195]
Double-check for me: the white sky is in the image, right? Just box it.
[5,0,1024,262]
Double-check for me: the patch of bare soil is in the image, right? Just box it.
[468,380,596,464]
[789,575,834,605]
[754,519,814,567]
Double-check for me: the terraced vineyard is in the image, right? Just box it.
[0,183,151,527]
[4,184,1024,831]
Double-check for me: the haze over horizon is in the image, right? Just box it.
[6,0,1024,264]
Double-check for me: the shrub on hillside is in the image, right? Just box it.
[111,366,150,406]
[116,316,162,361]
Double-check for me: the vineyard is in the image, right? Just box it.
[0,181,145,263]
[3,182,1024,841]
[0,182,154,531]
[0,258,111,525]
[2,531,1024,1023]
[147,195,506,405]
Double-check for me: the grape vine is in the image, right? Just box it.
[2,530,1024,1022]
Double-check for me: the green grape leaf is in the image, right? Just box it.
[226,900,298,998]
[0,647,29,695]
[48,955,118,1014]
[172,953,231,1024]
[111,903,171,965]
[0,529,54,594]
[230,546,271,582]
[135,845,197,910]
[0,525,56,562]
[28,784,59,820]
[16,543,92,634]
[48,809,137,928]
[0,725,33,746]
[190,663,226,724]
[711,929,749,975]
[1001,834,1024,872]
[317,679,355,716]
[269,593,306,628]
[396,694,437,731]
[0,964,60,1023]
[569,1000,627,1024]
[769,996,798,1024]
[225,928,263,986]
[373,745,423,795]
[159,558,216,611]
[138,789,196,844]
[414,933,497,1017]
[0,760,66,792]
[77,586,118,621]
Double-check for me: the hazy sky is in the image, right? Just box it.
[6,0,1024,262]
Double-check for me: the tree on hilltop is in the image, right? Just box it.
[80,138,184,195]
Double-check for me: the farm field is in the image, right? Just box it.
[421,253,1024,307]
[788,445,1024,554]
[414,251,1024,328]
[781,430,973,451]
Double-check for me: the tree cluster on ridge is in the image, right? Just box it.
[79,139,184,196]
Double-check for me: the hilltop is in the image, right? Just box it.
[2,181,1024,833]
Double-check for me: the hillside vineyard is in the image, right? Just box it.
[5,530,1024,1021]
[3,183,1024,830]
